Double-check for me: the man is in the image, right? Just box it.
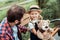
[0,5,27,40]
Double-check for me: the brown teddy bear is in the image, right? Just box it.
[37,20,55,40]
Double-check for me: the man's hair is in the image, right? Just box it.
[7,5,25,22]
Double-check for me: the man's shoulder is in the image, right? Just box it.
[0,23,9,31]
[0,24,2,29]
[0,24,7,35]
[0,24,2,26]
[0,24,4,29]
[1,17,7,24]
[0,22,8,27]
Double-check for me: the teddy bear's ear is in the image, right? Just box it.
[46,20,50,23]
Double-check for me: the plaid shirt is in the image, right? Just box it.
[0,22,27,40]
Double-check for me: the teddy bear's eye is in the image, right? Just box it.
[42,24,45,26]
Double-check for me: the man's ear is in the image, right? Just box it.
[15,20,19,24]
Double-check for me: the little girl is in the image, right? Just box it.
[28,5,43,40]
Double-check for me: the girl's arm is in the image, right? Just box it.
[31,28,37,35]
[28,22,37,35]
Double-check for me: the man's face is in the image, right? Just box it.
[30,11,40,20]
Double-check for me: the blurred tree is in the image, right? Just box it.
[56,0,60,18]
[37,0,59,20]
[37,0,49,8]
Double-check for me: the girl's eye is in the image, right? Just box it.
[31,13,34,15]
[35,13,37,15]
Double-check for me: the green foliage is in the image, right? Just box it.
[41,0,58,20]
[0,9,7,22]
[22,32,30,40]
[0,0,26,8]
[22,0,37,11]
[50,23,55,28]
[41,8,54,20]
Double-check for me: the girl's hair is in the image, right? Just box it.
[38,15,43,20]
[27,10,43,20]
[28,5,43,20]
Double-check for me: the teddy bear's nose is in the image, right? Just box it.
[45,26,48,28]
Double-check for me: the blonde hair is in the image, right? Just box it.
[38,15,43,20]
[27,10,43,20]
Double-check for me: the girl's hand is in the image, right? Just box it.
[43,31,47,36]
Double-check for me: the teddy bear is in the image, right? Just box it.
[37,20,55,40]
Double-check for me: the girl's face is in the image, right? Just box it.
[30,11,40,20]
